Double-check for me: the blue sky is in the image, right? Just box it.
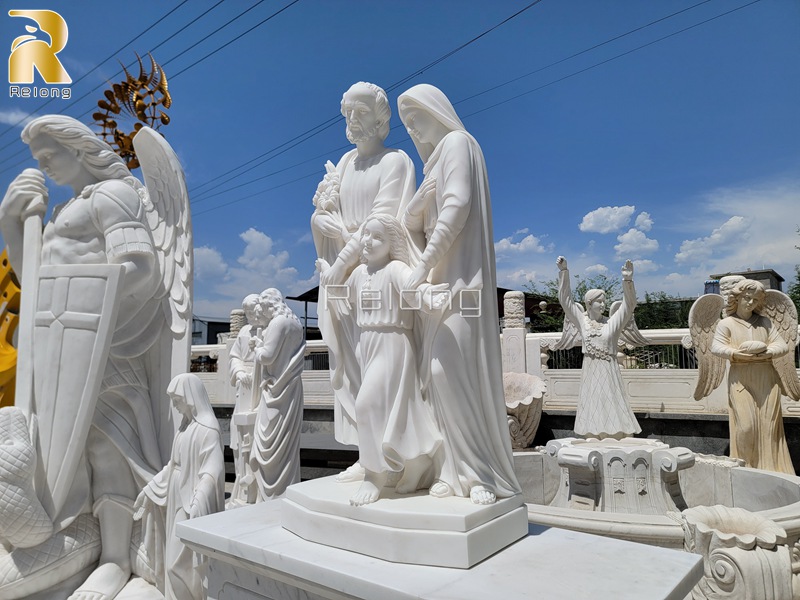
[2,0,798,319]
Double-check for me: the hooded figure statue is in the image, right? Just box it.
[398,84,520,505]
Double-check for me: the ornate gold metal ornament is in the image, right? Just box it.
[93,53,171,169]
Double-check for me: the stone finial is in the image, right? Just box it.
[230,309,246,337]
[503,291,526,330]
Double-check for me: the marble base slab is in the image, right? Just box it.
[281,476,527,568]
[178,501,704,600]
[281,477,528,569]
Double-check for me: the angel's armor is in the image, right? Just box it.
[42,178,165,517]
[711,314,794,474]
[558,269,642,439]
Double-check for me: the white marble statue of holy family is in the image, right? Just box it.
[312,82,521,508]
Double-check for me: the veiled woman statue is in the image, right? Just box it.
[555,256,643,439]
[691,279,800,474]
[398,84,520,505]
[134,374,225,600]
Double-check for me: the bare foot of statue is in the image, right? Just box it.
[395,455,432,494]
[335,461,365,483]
[68,563,130,600]
[469,485,496,505]
[350,470,387,506]
[429,479,455,498]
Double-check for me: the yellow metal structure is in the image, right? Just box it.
[0,249,21,407]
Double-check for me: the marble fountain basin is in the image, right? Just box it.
[515,445,800,550]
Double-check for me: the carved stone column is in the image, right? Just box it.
[230,308,246,337]
[502,291,527,374]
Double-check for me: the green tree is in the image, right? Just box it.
[789,227,800,313]
[634,291,691,329]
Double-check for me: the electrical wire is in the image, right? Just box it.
[0,0,192,141]
[189,1,544,198]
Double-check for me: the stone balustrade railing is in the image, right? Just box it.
[192,328,800,418]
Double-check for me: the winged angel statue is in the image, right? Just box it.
[0,116,191,600]
[690,279,800,475]
[554,257,649,440]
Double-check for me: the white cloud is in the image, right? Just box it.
[495,232,550,254]
[194,246,228,281]
[296,231,313,244]
[497,268,537,288]
[632,259,658,274]
[0,109,34,127]
[635,212,653,232]
[614,228,659,257]
[514,228,529,235]
[585,264,608,275]
[193,228,317,319]
[579,205,635,234]
[674,216,748,264]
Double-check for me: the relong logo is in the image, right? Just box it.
[8,10,72,84]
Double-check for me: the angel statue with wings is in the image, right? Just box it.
[0,115,191,600]
[555,256,646,440]
[690,279,800,475]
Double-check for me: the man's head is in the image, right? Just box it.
[22,115,130,184]
[242,293,260,325]
[341,82,390,144]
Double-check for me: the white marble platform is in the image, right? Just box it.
[281,477,528,568]
[178,501,703,600]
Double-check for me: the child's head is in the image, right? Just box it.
[361,213,409,265]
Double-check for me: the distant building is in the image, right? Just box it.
[192,316,230,345]
[705,269,784,295]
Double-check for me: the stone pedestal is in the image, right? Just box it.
[548,438,695,514]
[281,476,528,568]
[178,500,703,600]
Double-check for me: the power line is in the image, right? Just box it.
[189,1,543,198]
[0,0,228,164]
[0,0,192,142]
[454,0,714,106]
[161,0,269,71]
[192,142,352,205]
[169,0,302,80]
[459,0,763,121]
[0,0,299,170]
[384,0,545,93]
[192,171,321,216]
[191,0,764,217]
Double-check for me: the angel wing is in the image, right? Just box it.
[609,300,651,349]
[689,294,726,400]
[763,290,800,400]
[134,127,192,338]
[133,126,192,460]
[552,304,583,350]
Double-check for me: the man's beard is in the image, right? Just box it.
[346,123,378,144]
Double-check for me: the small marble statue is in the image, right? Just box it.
[312,82,416,481]
[691,279,800,474]
[134,373,225,600]
[398,83,520,505]
[321,213,443,506]
[249,288,305,500]
[227,293,260,505]
[555,257,643,439]
[0,115,191,599]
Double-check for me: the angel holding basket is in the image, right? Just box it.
[690,279,800,474]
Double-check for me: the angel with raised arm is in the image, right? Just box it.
[555,257,643,439]
[690,279,800,474]
[0,115,191,599]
